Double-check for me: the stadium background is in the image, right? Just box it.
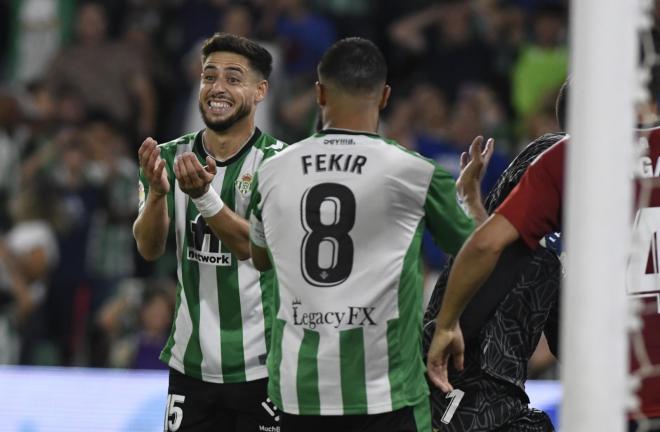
[0,0,571,429]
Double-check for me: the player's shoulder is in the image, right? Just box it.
[377,135,436,164]
[312,128,434,161]
[157,132,199,155]
[531,134,568,168]
[260,130,440,173]
[258,133,317,168]
[370,134,450,180]
[252,129,288,158]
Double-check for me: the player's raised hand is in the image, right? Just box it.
[426,324,465,393]
[456,136,494,201]
[174,153,217,198]
[138,137,169,196]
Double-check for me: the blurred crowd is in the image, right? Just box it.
[0,0,568,375]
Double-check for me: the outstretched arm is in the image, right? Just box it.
[174,153,251,260]
[427,214,519,392]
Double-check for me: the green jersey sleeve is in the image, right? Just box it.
[424,164,475,256]
[247,171,263,222]
[247,171,268,248]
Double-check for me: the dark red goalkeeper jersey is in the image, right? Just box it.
[496,130,660,418]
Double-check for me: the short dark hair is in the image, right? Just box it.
[201,33,272,79]
[556,79,569,130]
[317,37,387,93]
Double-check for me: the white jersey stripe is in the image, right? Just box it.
[317,332,343,415]
[170,173,193,369]
[198,170,226,380]
[238,258,268,381]
[198,263,221,379]
[279,324,303,414]
[169,282,193,372]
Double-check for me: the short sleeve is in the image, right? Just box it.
[424,164,476,256]
[247,171,263,221]
[247,171,267,247]
[496,140,565,250]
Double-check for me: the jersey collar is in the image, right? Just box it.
[316,128,381,139]
[194,128,262,167]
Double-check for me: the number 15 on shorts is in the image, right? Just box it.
[164,394,185,431]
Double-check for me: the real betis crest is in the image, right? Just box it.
[235,173,253,197]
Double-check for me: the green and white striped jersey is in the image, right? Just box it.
[138,128,286,383]
[250,129,475,416]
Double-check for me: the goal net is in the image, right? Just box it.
[563,1,659,431]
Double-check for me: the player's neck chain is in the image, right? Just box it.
[202,128,256,163]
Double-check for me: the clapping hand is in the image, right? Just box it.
[138,138,169,196]
[174,153,217,199]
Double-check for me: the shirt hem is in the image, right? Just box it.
[163,356,268,384]
[283,391,429,416]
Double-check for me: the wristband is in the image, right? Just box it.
[191,188,224,218]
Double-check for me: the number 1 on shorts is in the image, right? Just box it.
[441,389,465,424]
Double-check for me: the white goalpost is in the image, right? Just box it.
[562,1,640,431]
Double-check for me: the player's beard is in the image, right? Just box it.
[199,99,252,132]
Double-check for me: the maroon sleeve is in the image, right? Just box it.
[495,138,567,250]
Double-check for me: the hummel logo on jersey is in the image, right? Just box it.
[265,141,285,151]
[188,214,231,266]
[292,299,376,329]
[260,397,280,425]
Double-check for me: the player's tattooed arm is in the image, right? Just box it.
[456,135,494,225]
[133,137,170,261]
[174,153,251,260]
